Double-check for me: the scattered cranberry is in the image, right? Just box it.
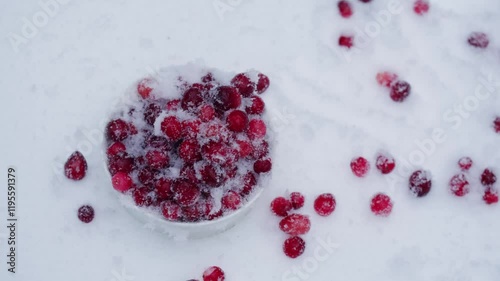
[458,157,473,171]
[409,170,432,197]
[254,158,272,174]
[111,172,133,192]
[483,188,499,205]
[279,214,311,235]
[413,0,429,15]
[376,72,398,88]
[240,172,257,195]
[283,236,306,259]
[231,73,255,97]
[449,174,470,197]
[376,154,395,174]
[481,169,497,186]
[246,96,265,115]
[107,142,126,156]
[77,205,95,223]
[338,0,353,18]
[390,80,411,102]
[350,157,370,177]
[290,192,305,210]
[106,119,130,141]
[222,191,242,210]
[370,193,393,216]
[137,78,154,99]
[107,153,135,175]
[133,187,155,207]
[339,35,353,48]
[214,86,241,111]
[270,197,292,217]
[247,119,267,140]
[468,32,489,49]
[256,73,270,94]
[314,193,336,216]
[202,266,225,281]
[161,116,182,141]
[64,151,88,181]
[226,110,249,132]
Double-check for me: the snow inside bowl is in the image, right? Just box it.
[103,63,273,239]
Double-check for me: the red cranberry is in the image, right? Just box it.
[181,119,201,138]
[222,190,242,211]
[376,154,395,174]
[226,110,249,132]
[247,119,267,140]
[111,172,133,192]
[468,32,489,49]
[143,103,162,125]
[145,150,169,169]
[350,157,370,177]
[409,170,432,197]
[182,86,204,112]
[493,117,500,133]
[107,153,135,175]
[245,96,265,115]
[458,157,473,171]
[161,201,182,221]
[231,73,255,97]
[137,78,154,99]
[133,187,155,207]
[376,72,398,88]
[144,135,170,150]
[179,139,201,164]
[483,188,499,205]
[202,142,238,166]
[214,86,241,111]
[77,205,95,223]
[199,104,216,122]
[279,214,311,235]
[256,73,270,94]
[240,172,257,195]
[339,35,353,48]
[283,236,306,259]
[173,180,200,207]
[413,0,429,15]
[290,192,305,209]
[202,266,225,281]
[254,158,272,174]
[155,178,173,200]
[64,151,88,181]
[161,116,182,141]
[138,168,156,185]
[338,0,353,18]
[370,193,393,216]
[314,193,336,216]
[106,119,130,141]
[236,139,253,158]
[252,140,269,159]
[200,164,225,187]
[166,99,181,111]
[481,169,497,186]
[202,73,215,83]
[107,142,126,156]
[449,174,470,197]
[270,197,292,217]
[180,165,199,183]
[390,80,411,102]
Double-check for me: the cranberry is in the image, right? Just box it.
[236,139,253,158]
[246,96,265,115]
[145,150,169,169]
[483,188,499,205]
[390,80,411,102]
[231,73,255,97]
[166,99,181,111]
[252,140,269,159]
[370,193,393,216]
[143,103,162,125]
[283,236,306,259]
[481,169,497,186]
[350,157,370,177]
[155,178,173,200]
[376,72,398,88]
[64,151,87,180]
[458,157,473,171]
[338,0,353,18]
[214,86,241,111]
[202,266,225,281]
[133,187,155,207]
[314,193,336,216]
[256,73,270,94]
[247,119,267,140]
[202,142,238,166]
[270,197,292,217]
[449,174,469,197]
[161,201,182,221]
[254,158,272,174]
[290,192,305,209]
[173,180,200,207]
[339,35,353,48]
[413,0,429,15]
[111,172,133,192]
[77,205,95,223]
[106,119,130,141]
[199,104,216,122]
[279,214,311,235]
[493,117,500,133]
[161,116,182,141]
[180,165,198,183]
[226,110,249,132]
[138,168,156,186]
[107,153,135,175]
[200,164,225,187]
[179,139,201,164]
[376,154,395,174]
[409,170,432,197]
[181,119,201,138]
[240,172,257,195]
[222,190,242,211]
[182,86,204,112]
[137,78,154,99]
[468,32,489,49]
[107,142,126,156]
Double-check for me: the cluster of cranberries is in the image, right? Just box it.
[449,157,498,204]
[376,71,411,102]
[105,70,271,223]
[269,192,336,258]
[187,266,225,281]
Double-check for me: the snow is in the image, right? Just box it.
[1,0,500,280]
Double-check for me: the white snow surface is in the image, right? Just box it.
[1,0,500,280]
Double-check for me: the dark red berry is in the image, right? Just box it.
[493,117,500,133]
[77,205,95,223]
[182,86,204,111]
[173,180,200,207]
[161,201,181,221]
[283,236,306,259]
[202,141,238,166]
[137,78,154,99]
[161,116,182,141]
[64,151,87,181]
[107,153,135,175]
[279,214,311,235]
[138,168,156,185]
[179,139,201,164]
[112,172,133,192]
[254,158,272,174]
[409,170,432,197]
[245,96,265,115]
[107,142,126,156]
[376,154,395,174]
[376,72,398,88]
[481,169,497,186]
[166,99,181,111]
[370,193,393,216]
[133,187,155,207]
[181,119,201,138]
[106,119,130,141]
[350,157,370,177]
[199,104,216,122]
[221,190,242,211]
[252,140,269,159]
[202,266,225,281]
[180,165,199,183]
[413,0,429,15]
[145,150,169,169]
[483,188,499,205]
[339,35,353,48]
[240,172,257,195]
[231,73,255,97]
[214,86,241,111]
[458,157,473,171]
[226,110,249,132]
[247,119,267,140]
[468,32,489,49]
[155,178,173,200]
[256,73,270,94]
[143,103,162,125]
[338,0,353,18]
[200,164,225,187]
[449,174,469,197]
[314,193,336,216]
[236,139,253,158]
[270,197,292,217]
[290,192,305,209]
[390,80,411,102]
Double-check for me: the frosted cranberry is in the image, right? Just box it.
[236,139,253,158]
[314,193,336,216]
[350,157,370,177]
[493,117,500,133]
[449,174,470,197]
[202,73,215,83]
[290,192,305,209]
[112,172,133,192]
[256,73,270,94]
[252,140,269,159]
[338,0,353,18]
[203,122,231,142]
[144,135,170,150]
[173,180,200,207]
[166,99,181,111]
[339,35,353,48]
[182,87,204,111]
[145,150,169,169]
[106,119,130,141]
[183,204,204,222]
[231,73,255,97]
[247,119,267,140]
[376,72,398,88]
[390,80,411,102]
[222,190,242,210]
[133,187,155,207]
[370,193,393,216]
[240,172,257,195]
[279,214,311,235]
[161,201,182,221]
[107,142,126,156]
[199,104,216,122]
[137,78,154,99]
[179,139,201,164]
[376,154,395,174]
[138,167,157,186]
[202,266,225,281]
[143,103,162,125]
[77,205,95,223]
[155,178,173,200]
[481,169,497,186]
[214,86,241,111]
[483,188,499,205]
[226,110,249,132]
[254,158,272,174]
[202,142,238,166]
[200,164,225,187]
[468,32,489,49]
[161,116,182,141]
[413,0,429,15]
[283,236,306,259]
[181,119,201,138]
[180,165,198,183]
[107,153,135,175]
[458,157,473,171]
[270,197,292,217]
[245,96,265,115]
[409,170,432,197]
[64,151,87,180]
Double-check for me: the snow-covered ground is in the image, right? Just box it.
[1,0,500,280]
